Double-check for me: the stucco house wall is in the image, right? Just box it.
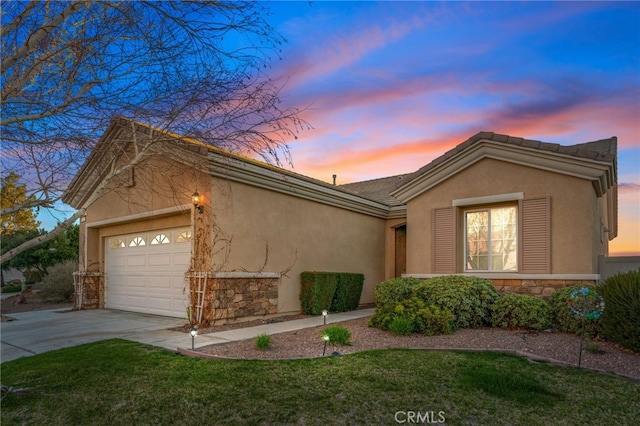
[209,177,386,313]
[405,158,599,275]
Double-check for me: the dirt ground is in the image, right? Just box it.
[1,290,72,320]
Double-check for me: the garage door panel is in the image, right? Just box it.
[127,255,147,267]
[106,227,191,318]
[148,253,172,266]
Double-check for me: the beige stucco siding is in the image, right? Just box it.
[406,158,601,275]
[209,177,386,312]
[79,154,208,271]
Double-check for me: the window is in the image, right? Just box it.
[129,236,146,247]
[175,230,192,243]
[110,239,125,249]
[465,206,517,271]
[151,234,170,245]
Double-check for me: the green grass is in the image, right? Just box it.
[1,340,639,425]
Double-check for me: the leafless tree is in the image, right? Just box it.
[1,0,309,263]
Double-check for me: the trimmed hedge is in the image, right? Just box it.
[300,272,337,315]
[491,294,551,330]
[412,275,499,329]
[331,273,364,312]
[599,270,640,352]
[300,272,364,315]
[548,284,602,338]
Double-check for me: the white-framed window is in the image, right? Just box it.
[110,239,125,249]
[464,205,517,272]
[175,230,192,243]
[129,236,146,247]
[151,234,170,245]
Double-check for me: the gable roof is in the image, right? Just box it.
[62,117,395,218]
[63,119,618,230]
[390,131,617,202]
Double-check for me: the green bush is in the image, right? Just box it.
[414,304,455,336]
[331,273,364,312]
[300,272,338,315]
[598,270,640,352]
[369,297,455,336]
[373,277,422,308]
[491,294,552,330]
[39,261,77,302]
[548,285,602,338]
[1,284,22,293]
[412,275,499,329]
[255,334,271,351]
[322,325,351,345]
[388,316,414,335]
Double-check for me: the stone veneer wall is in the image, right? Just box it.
[189,273,279,325]
[73,271,104,310]
[491,279,597,298]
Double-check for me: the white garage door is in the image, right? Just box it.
[106,227,191,318]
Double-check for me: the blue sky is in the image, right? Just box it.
[256,0,640,255]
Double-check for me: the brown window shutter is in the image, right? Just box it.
[433,207,455,273]
[520,197,551,273]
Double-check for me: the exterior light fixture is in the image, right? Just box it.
[322,309,328,325]
[322,334,330,356]
[192,190,204,214]
[190,327,198,350]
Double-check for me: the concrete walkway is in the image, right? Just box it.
[1,308,374,363]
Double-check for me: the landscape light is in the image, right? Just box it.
[322,309,328,325]
[322,334,330,356]
[190,327,198,350]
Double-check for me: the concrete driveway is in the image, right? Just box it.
[1,308,198,363]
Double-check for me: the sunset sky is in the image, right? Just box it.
[262,1,640,255]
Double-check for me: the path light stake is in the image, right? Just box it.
[566,287,605,368]
[190,327,198,351]
[322,334,330,356]
[322,309,328,325]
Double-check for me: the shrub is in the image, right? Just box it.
[388,316,414,335]
[412,275,499,329]
[548,285,602,338]
[322,325,351,345]
[255,334,271,350]
[331,273,364,312]
[373,277,422,308]
[369,297,455,336]
[598,270,640,352]
[39,261,77,302]
[491,294,552,330]
[414,304,455,336]
[300,272,338,315]
[1,284,22,293]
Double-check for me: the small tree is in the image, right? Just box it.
[0,173,39,235]
[1,1,309,263]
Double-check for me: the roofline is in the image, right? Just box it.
[392,133,617,202]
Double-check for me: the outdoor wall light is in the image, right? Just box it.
[322,334,330,356]
[190,327,198,350]
[322,309,328,325]
[191,190,204,214]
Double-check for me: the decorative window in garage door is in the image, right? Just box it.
[175,230,192,243]
[129,236,146,247]
[151,234,170,245]
[110,239,126,249]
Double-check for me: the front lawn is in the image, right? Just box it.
[1,339,638,425]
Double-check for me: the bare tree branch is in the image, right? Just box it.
[0,210,83,264]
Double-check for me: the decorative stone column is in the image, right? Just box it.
[72,271,104,310]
